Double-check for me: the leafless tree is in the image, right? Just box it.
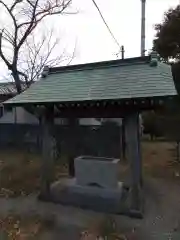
[18,28,76,86]
[0,0,72,93]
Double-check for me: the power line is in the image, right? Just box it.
[91,0,121,54]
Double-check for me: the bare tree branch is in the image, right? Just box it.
[0,1,17,28]
[0,0,75,93]
[0,0,18,48]
[17,0,72,28]
[0,30,11,69]
[17,0,72,50]
[1,29,15,45]
[17,69,28,83]
[18,27,76,85]
[10,0,23,12]
[17,0,39,50]
[67,38,77,65]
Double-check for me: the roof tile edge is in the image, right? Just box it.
[49,56,151,74]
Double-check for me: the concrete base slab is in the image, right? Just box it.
[55,178,123,197]
[43,178,130,214]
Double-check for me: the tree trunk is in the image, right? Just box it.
[12,70,22,94]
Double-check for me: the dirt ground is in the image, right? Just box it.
[0,142,180,239]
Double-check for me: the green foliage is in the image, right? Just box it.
[153,5,180,60]
[142,111,163,139]
[142,98,180,142]
[153,5,180,141]
[160,97,180,141]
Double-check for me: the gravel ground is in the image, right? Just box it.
[114,177,180,239]
[0,176,180,239]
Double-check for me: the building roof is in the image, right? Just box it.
[0,82,27,96]
[0,82,18,95]
[5,56,177,106]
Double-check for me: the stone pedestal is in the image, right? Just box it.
[51,178,126,214]
[48,156,128,214]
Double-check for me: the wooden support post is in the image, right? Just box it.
[68,117,78,177]
[124,112,143,218]
[39,106,54,199]
[121,118,126,160]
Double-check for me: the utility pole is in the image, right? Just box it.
[121,45,125,59]
[141,0,146,56]
[120,45,126,160]
[139,0,146,187]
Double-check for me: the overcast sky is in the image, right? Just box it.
[0,0,179,79]
[68,0,180,62]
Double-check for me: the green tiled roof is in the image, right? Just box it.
[6,56,177,105]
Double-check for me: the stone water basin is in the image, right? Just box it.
[74,156,120,189]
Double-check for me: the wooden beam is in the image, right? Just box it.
[39,106,54,199]
[53,97,166,118]
[124,112,143,218]
[54,105,140,118]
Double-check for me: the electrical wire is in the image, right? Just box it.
[91,0,121,56]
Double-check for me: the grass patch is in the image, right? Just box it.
[0,214,49,239]
[0,149,68,197]
[81,216,128,239]
[118,141,180,180]
[142,141,180,179]
[1,142,180,198]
